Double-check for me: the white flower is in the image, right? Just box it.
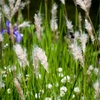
[61,77,67,83]
[87,65,94,75]
[67,75,70,83]
[35,93,40,99]
[60,86,67,97]
[7,88,11,94]
[60,0,65,5]
[72,94,75,98]
[57,67,63,73]
[45,97,52,100]
[58,73,64,77]
[94,68,98,75]
[47,83,52,89]
[74,87,80,93]
[55,82,59,87]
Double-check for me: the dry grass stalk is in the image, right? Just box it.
[9,23,14,44]
[14,78,25,100]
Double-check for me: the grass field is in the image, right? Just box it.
[0,0,100,100]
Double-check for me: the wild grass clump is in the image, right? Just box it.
[0,0,100,100]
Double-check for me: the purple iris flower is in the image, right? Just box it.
[1,20,22,43]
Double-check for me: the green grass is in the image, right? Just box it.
[0,0,100,100]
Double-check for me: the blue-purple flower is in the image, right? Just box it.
[1,20,22,43]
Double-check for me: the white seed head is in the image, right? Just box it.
[14,78,25,100]
[34,13,42,41]
[76,0,86,11]
[14,44,29,67]
[66,20,73,31]
[69,43,84,67]
[32,46,48,74]
[18,21,30,28]
[80,33,88,53]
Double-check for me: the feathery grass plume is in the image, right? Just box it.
[34,13,42,42]
[11,0,21,20]
[50,3,58,32]
[84,0,91,12]
[14,44,29,67]
[32,46,48,74]
[3,4,11,20]
[85,19,95,43]
[69,43,84,67]
[76,0,91,13]
[74,31,80,42]
[93,80,100,99]
[18,21,30,28]
[76,0,86,11]
[60,0,65,5]
[9,0,15,11]
[14,78,25,100]
[66,19,73,32]
[80,33,88,53]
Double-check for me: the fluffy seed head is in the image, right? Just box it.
[32,46,48,74]
[14,44,29,67]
